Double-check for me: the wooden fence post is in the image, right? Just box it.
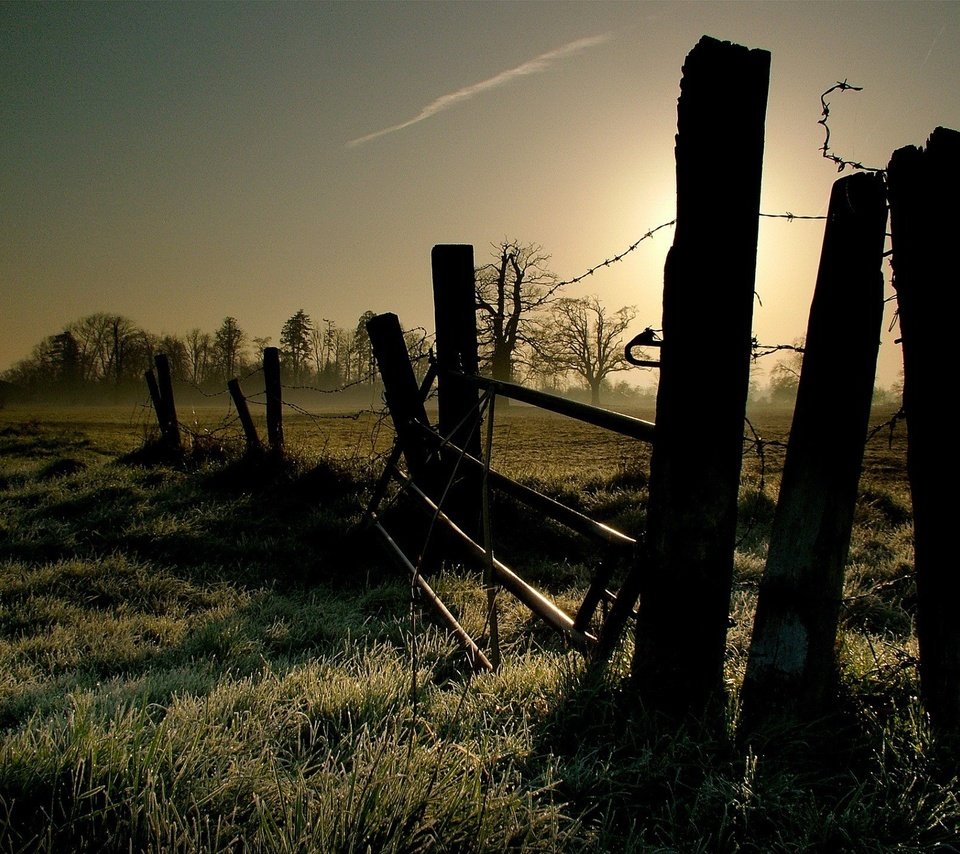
[227,378,262,452]
[887,126,960,735]
[432,244,483,532]
[263,347,284,455]
[154,353,181,451]
[366,313,440,492]
[144,369,164,432]
[631,36,770,716]
[739,172,888,734]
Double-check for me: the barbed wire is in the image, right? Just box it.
[751,340,805,361]
[865,406,906,447]
[552,206,829,293]
[818,80,886,174]
[554,220,677,287]
[759,212,827,221]
[182,364,264,398]
[737,415,789,549]
[280,375,375,395]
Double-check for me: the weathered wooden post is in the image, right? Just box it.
[366,313,441,492]
[227,378,262,452]
[144,369,164,431]
[432,244,483,532]
[263,347,284,455]
[154,353,181,451]
[739,172,888,734]
[887,126,960,735]
[631,36,770,715]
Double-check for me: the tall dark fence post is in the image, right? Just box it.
[154,353,181,451]
[432,244,483,532]
[263,347,284,455]
[739,172,888,734]
[887,126,960,734]
[366,313,440,492]
[631,36,770,715]
[227,378,262,452]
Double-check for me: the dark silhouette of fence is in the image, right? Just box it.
[363,35,960,741]
[138,34,959,741]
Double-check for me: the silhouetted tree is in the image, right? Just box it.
[352,310,377,384]
[475,240,560,384]
[307,319,341,388]
[51,331,82,386]
[65,313,144,383]
[404,326,432,387]
[185,328,213,385]
[530,296,638,405]
[768,338,804,403]
[280,309,313,384]
[156,334,189,382]
[213,317,247,380]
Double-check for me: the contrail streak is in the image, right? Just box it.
[347,33,611,148]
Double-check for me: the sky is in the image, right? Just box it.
[3,1,959,389]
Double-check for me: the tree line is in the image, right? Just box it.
[1,240,649,407]
[0,309,403,402]
[1,239,899,407]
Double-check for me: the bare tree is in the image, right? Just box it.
[185,329,213,385]
[155,334,189,382]
[66,313,143,383]
[475,240,560,384]
[531,296,638,406]
[768,337,805,403]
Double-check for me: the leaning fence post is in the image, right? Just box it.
[739,172,888,735]
[887,126,960,735]
[154,353,181,451]
[263,347,284,455]
[227,378,262,452]
[432,244,483,532]
[631,36,770,716]
[145,369,164,432]
[366,313,440,493]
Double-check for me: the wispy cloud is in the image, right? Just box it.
[347,33,612,148]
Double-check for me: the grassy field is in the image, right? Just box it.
[0,400,956,852]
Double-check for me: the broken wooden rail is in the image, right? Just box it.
[369,510,494,672]
[391,469,597,652]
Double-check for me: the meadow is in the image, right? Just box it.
[0,399,956,852]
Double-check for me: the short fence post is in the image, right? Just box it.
[631,36,770,716]
[432,244,483,533]
[263,347,284,455]
[154,353,181,451]
[144,369,164,432]
[227,377,262,452]
[887,126,960,735]
[739,172,888,734]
